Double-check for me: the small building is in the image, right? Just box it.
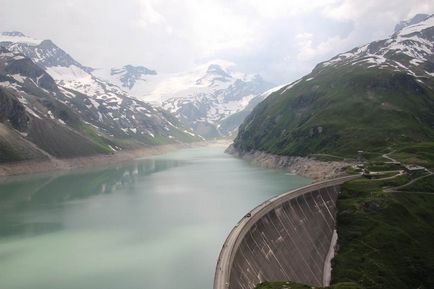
[404,165,427,174]
[356,163,365,169]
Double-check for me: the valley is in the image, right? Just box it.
[1,5,434,289]
[0,32,273,168]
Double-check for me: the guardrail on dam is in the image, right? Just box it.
[214,175,360,289]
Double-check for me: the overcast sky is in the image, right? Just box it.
[1,0,434,83]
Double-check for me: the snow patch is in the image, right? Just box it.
[12,74,25,83]
[47,110,55,119]
[281,79,302,94]
[0,34,42,46]
[183,130,196,136]
[398,15,434,36]
[25,107,41,119]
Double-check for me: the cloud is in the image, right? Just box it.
[184,1,255,53]
[137,0,173,34]
[1,0,434,83]
[294,33,343,63]
[138,0,165,26]
[240,0,338,18]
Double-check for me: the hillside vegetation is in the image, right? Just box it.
[233,15,434,157]
[235,68,434,157]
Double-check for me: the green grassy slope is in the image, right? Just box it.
[400,174,434,192]
[234,66,434,157]
[390,142,434,169]
[331,178,434,289]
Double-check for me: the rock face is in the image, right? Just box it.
[0,88,29,131]
[226,144,348,181]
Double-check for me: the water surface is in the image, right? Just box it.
[0,144,311,289]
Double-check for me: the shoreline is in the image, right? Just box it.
[0,141,227,178]
[225,144,350,181]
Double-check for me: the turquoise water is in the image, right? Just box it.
[0,144,311,289]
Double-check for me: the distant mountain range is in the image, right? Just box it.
[0,30,273,163]
[94,61,273,138]
[232,14,434,157]
[0,32,199,163]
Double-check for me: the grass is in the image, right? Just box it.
[399,175,434,193]
[365,162,403,172]
[76,123,113,154]
[391,142,434,169]
[342,175,410,193]
[234,66,434,157]
[331,178,434,289]
[367,171,399,179]
[360,152,384,162]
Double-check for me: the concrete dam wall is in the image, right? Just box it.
[214,175,359,289]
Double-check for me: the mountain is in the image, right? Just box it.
[232,14,434,157]
[95,61,273,138]
[394,13,430,33]
[0,33,199,163]
[0,46,109,161]
[98,64,157,90]
[219,84,287,136]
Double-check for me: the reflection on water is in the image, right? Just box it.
[0,144,311,289]
[0,159,185,239]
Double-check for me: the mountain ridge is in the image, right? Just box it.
[0,36,200,163]
[232,14,434,157]
[94,60,274,137]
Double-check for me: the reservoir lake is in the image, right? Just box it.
[0,143,311,289]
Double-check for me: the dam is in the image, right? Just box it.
[214,175,359,289]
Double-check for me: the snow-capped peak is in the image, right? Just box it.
[397,14,434,36]
[315,13,434,79]
[0,35,198,145]
[195,64,232,86]
[111,65,156,77]
[95,59,272,137]
[394,14,430,33]
[0,32,129,103]
[205,64,231,78]
[108,65,157,90]
[0,32,92,72]
[0,31,42,46]
[1,31,26,37]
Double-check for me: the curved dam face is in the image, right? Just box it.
[214,176,359,289]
